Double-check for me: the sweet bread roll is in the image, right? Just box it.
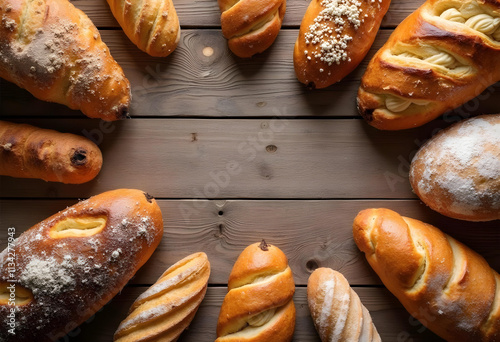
[410,114,500,221]
[114,252,210,342]
[0,120,102,184]
[294,0,391,88]
[216,240,296,341]
[0,0,131,121]
[308,268,381,342]
[0,189,164,342]
[353,208,500,341]
[218,0,286,58]
[106,0,180,57]
[357,0,500,130]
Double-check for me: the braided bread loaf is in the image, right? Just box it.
[216,240,296,341]
[0,0,131,121]
[353,208,500,341]
[357,0,500,130]
[106,0,180,57]
[114,252,210,342]
[218,0,286,57]
[308,268,381,342]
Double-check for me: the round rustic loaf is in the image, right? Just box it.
[410,114,500,221]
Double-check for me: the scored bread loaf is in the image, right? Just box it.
[353,208,500,341]
[308,268,381,342]
[106,0,180,57]
[357,0,500,130]
[0,189,164,342]
[0,0,131,121]
[0,120,102,184]
[114,252,210,342]
[216,240,296,341]
[294,0,391,88]
[218,0,286,58]
[410,114,500,221]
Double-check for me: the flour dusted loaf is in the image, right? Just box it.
[308,268,381,342]
[216,240,296,341]
[0,0,131,120]
[353,208,500,341]
[357,0,500,130]
[0,189,163,342]
[114,252,210,342]
[294,0,390,88]
[410,114,500,221]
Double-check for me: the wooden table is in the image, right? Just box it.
[1,0,499,340]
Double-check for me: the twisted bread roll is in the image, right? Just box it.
[0,120,102,184]
[216,240,296,341]
[353,208,500,341]
[410,114,500,221]
[218,0,286,57]
[294,0,391,88]
[357,0,500,130]
[106,0,180,57]
[0,189,164,342]
[114,252,210,342]
[0,0,131,121]
[308,268,381,342]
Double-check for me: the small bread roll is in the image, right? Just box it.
[410,114,500,221]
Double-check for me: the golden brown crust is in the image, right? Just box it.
[294,0,391,88]
[218,0,286,58]
[0,120,102,184]
[357,0,500,130]
[0,189,164,342]
[353,208,500,341]
[410,114,500,221]
[216,241,296,341]
[0,0,131,120]
[106,0,180,57]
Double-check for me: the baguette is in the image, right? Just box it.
[410,114,500,221]
[114,252,210,342]
[106,0,180,57]
[0,189,164,342]
[294,0,391,88]
[216,240,296,341]
[0,0,131,121]
[353,208,500,341]
[357,0,500,130]
[218,0,286,58]
[308,268,381,342]
[0,120,102,184]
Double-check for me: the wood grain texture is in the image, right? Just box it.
[1,30,498,117]
[1,199,498,286]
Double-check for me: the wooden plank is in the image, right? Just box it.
[1,30,498,117]
[70,0,425,28]
[1,199,498,286]
[0,118,449,198]
[59,286,444,341]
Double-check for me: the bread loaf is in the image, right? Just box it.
[114,252,210,342]
[106,0,180,57]
[294,0,391,88]
[0,120,102,184]
[218,0,286,58]
[357,0,500,130]
[308,268,381,342]
[353,208,500,341]
[0,189,164,342]
[216,240,296,341]
[0,0,131,121]
[410,114,500,221]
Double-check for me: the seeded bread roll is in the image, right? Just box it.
[294,0,391,88]
[410,114,500,221]
[0,189,164,342]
